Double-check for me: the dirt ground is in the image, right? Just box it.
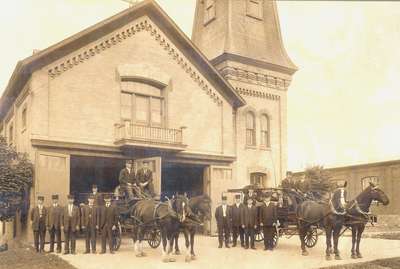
[0,246,76,269]
[320,257,400,269]
[55,235,400,269]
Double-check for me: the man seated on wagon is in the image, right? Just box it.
[118,160,136,200]
[136,161,156,198]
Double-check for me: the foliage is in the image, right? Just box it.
[303,165,336,194]
[0,136,33,221]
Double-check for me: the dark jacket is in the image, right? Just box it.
[118,168,136,185]
[241,205,258,228]
[61,204,80,232]
[214,205,231,227]
[97,205,119,230]
[81,205,98,228]
[136,168,153,185]
[92,192,104,207]
[30,206,48,231]
[231,203,244,227]
[47,204,62,229]
[259,202,278,226]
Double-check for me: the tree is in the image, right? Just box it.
[303,165,335,199]
[0,136,33,221]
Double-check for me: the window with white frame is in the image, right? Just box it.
[250,172,266,187]
[203,0,216,25]
[260,114,270,147]
[8,123,14,146]
[361,176,379,190]
[246,111,256,146]
[21,106,27,131]
[121,92,164,127]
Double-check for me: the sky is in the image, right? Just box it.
[0,0,399,171]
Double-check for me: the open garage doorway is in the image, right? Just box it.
[70,156,125,201]
[161,162,205,199]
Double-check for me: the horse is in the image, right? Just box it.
[345,182,389,259]
[172,194,212,262]
[297,187,347,260]
[130,195,189,262]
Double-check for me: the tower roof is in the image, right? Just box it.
[192,0,297,75]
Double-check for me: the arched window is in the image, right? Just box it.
[260,114,270,147]
[246,112,256,146]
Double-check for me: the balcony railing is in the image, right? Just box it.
[114,122,185,148]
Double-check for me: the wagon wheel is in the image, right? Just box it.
[304,228,318,248]
[254,228,264,242]
[147,229,161,249]
[112,223,123,251]
[271,229,279,249]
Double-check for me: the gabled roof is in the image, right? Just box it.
[0,0,246,120]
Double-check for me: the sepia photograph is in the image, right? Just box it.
[0,0,399,268]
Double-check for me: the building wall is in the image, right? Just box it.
[294,161,400,217]
[326,162,400,216]
[30,16,234,156]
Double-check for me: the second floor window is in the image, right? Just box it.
[121,92,164,127]
[260,114,270,147]
[21,107,27,130]
[246,112,256,146]
[8,124,13,146]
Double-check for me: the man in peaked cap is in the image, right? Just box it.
[91,184,104,206]
[61,194,80,254]
[230,194,245,247]
[47,194,62,253]
[136,160,155,197]
[81,194,98,254]
[98,194,118,254]
[118,160,136,199]
[30,195,47,253]
[214,195,231,248]
[259,193,278,251]
[241,196,258,250]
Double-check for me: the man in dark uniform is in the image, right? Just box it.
[98,194,118,254]
[214,195,231,248]
[118,160,136,199]
[91,184,104,206]
[231,194,244,247]
[61,195,80,255]
[241,197,258,250]
[260,193,278,251]
[281,171,295,189]
[30,196,47,253]
[81,195,98,254]
[136,161,155,197]
[47,194,62,253]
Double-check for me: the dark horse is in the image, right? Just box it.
[345,182,389,259]
[131,195,189,262]
[297,187,347,260]
[172,194,212,262]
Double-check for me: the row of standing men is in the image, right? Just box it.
[215,193,279,251]
[30,185,118,255]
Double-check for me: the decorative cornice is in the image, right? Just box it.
[48,19,223,106]
[235,87,280,101]
[219,66,291,91]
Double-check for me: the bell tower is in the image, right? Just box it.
[192,0,297,187]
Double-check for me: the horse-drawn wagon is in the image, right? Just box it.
[227,185,319,249]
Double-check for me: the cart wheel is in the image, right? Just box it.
[113,224,122,251]
[255,229,264,242]
[304,228,318,248]
[147,229,161,249]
